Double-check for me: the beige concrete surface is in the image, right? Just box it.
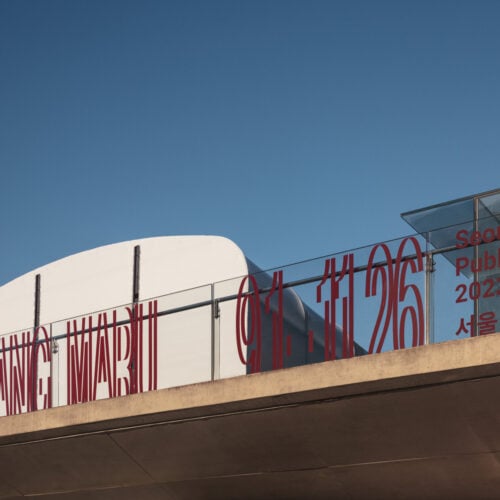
[1,334,500,498]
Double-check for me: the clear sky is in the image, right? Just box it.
[1,0,499,286]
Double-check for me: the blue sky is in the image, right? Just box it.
[1,0,499,286]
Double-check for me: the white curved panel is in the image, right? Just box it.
[139,236,248,300]
[0,236,249,334]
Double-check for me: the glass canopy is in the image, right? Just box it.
[401,188,500,277]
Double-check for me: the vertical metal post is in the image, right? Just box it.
[32,274,41,411]
[133,245,141,305]
[50,323,59,408]
[424,238,434,345]
[211,284,220,381]
[34,274,41,329]
[130,245,141,393]
[473,197,479,337]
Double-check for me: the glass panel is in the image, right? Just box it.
[430,215,500,342]
[478,191,500,219]
[155,285,212,389]
[51,304,133,408]
[214,276,246,380]
[432,249,473,343]
[217,234,428,377]
[402,197,474,233]
[351,236,427,355]
[477,193,500,330]
[0,326,52,416]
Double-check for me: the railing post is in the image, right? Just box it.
[50,323,59,408]
[211,284,220,381]
[424,238,435,345]
[473,197,480,337]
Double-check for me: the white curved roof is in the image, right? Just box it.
[0,236,249,334]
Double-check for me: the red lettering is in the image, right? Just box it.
[67,316,92,404]
[265,271,285,370]
[67,304,160,403]
[0,304,158,413]
[318,254,355,360]
[485,250,498,271]
[34,327,52,411]
[365,238,424,353]
[455,229,469,249]
[455,248,500,276]
[483,227,496,243]
[455,226,500,248]
[455,256,469,276]
[236,275,262,373]
[114,317,131,397]
[0,338,8,414]
[0,329,51,416]
[92,313,112,401]
[147,300,158,391]
[9,332,31,415]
